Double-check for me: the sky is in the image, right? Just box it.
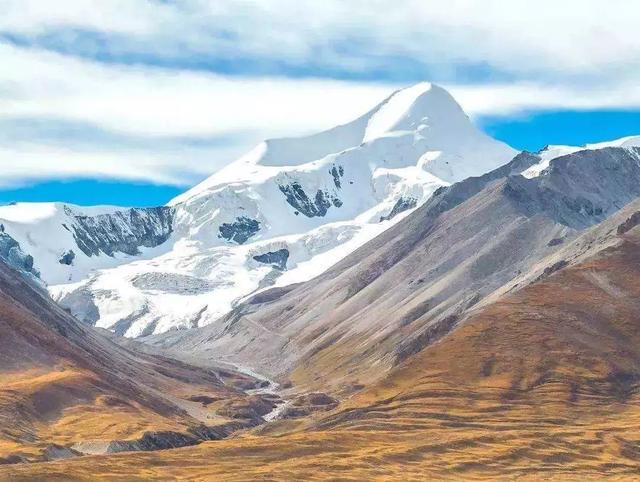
[2,0,640,207]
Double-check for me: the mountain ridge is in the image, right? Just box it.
[149,144,640,394]
[0,83,516,337]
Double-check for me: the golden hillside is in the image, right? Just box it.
[4,220,640,480]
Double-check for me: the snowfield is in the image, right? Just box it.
[0,83,520,337]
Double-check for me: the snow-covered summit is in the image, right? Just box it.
[0,83,517,337]
[171,83,511,205]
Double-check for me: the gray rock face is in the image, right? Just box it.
[42,444,80,461]
[68,206,174,257]
[110,304,151,337]
[58,249,75,265]
[504,147,640,229]
[72,421,259,456]
[0,232,38,278]
[279,182,342,217]
[330,165,344,189]
[218,216,260,244]
[617,211,640,235]
[380,197,418,222]
[253,249,289,270]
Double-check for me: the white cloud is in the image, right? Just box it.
[0,139,250,188]
[0,43,397,187]
[1,2,640,190]
[0,43,395,138]
[450,82,640,117]
[3,0,640,81]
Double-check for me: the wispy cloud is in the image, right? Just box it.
[4,0,640,82]
[1,1,640,190]
[0,43,395,186]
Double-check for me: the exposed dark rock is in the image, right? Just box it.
[330,165,344,189]
[137,319,159,338]
[187,420,260,441]
[395,314,459,364]
[59,249,75,265]
[253,248,289,270]
[279,182,342,217]
[0,454,26,465]
[245,283,301,305]
[617,211,640,235]
[218,216,260,244]
[380,196,418,222]
[547,237,564,247]
[69,206,174,257]
[109,304,150,336]
[187,395,223,406]
[70,422,263,457]
[135,431,198,451]
[0,232,39,277]
[73,431,198,455]
[542,260,569,278]
[502,148,640,229]
[399,299,431,327]
[42,444,80,461]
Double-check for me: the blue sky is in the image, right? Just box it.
[2,1,640,207]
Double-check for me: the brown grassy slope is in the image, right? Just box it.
[0,261,256,462]
[6,221,640,480]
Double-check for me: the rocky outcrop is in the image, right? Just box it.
[540,260,569,279]
[0,232,38,278]
[279,182,342,217]
[42,444,81,461]
[330,165,344,189]
[504,147,640,229]
[58,249,75,265]
[68,206,174,257]
[617,211,640,235]
[72,420,260,456]
[72,431,198,455]
[218,216,260,244]
[253,249,289,270]
[380,197,417,222]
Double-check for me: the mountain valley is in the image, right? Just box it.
[2,83,640,480]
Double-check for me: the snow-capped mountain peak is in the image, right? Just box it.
[172,83,509,205]
[0,83,518,337]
